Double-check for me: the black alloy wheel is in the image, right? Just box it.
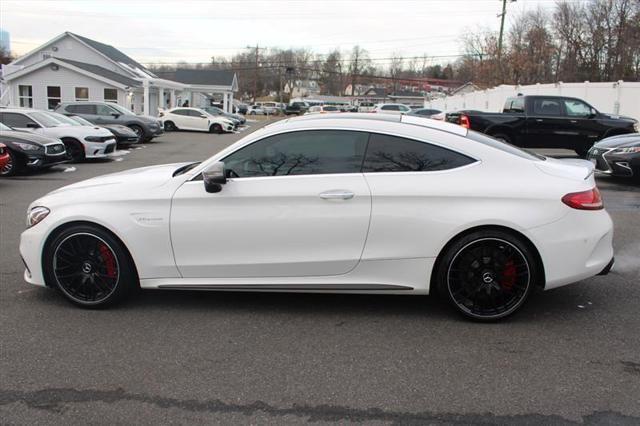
[438,232,537,321]
[210,123,223,134]
[44,225,136,307]
[164,121,177,131]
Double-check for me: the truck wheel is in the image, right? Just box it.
[491,133,512,144]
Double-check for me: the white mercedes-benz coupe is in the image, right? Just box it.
[19,114,614,320]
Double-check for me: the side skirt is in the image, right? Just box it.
[156,284,413,291]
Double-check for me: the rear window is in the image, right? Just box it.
[466,130,545,161]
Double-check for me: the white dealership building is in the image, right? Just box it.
[0,32,238,116]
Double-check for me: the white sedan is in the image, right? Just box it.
[20,114,614,320]
[160,107,235,133]
[0,108,116,161]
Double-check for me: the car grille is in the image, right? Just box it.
[45,144,66,155]
[104,144,116,154]
[588,148,611,172]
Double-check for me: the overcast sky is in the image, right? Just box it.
[2,0,578,66]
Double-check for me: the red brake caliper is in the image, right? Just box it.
[98,243,117,278]
[501,259,516,290]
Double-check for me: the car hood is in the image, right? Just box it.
[593,133,640,149]
[0,129,61,145]
[102,124,137,136]
[47,162,192,197]
[600,113,637,123]
[42,126,114,139]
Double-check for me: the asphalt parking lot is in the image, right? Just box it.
[1,122,639,425]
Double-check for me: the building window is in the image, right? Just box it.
[75,87,89,101]
[18,85,33,108]
[104,88,118,103]
[47,86,61,110]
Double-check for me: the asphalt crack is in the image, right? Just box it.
[1,388,639,425]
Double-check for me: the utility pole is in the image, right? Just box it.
[254,44,259,102]
[497,0,515,83]
[351,48,359,96]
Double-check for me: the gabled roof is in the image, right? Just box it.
[55,58,142,87]
[69,32,153,76]
[389,90,425,98]
[156,69,236,87]
[363,87,387,97]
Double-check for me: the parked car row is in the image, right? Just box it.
[0,102,165,177]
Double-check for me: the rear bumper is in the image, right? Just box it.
[527,209,614,290]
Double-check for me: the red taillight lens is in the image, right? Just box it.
[562,188,603,210]
[459,114,470,128]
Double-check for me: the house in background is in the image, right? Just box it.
[0,32,238,115]
[284,80,320,98]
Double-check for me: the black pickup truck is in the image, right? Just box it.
[446,95,638,156]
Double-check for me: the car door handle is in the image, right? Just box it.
[319,190,355,200]
[570,120,577,123]
[535,119,544,122]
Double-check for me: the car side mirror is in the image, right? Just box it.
[111,113,121,118]
[588,109,597,119]
[26,123,40,129]
[202,161,227,193]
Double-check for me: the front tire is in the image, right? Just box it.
[61,138,85,162]
[128,125,145,143]
[43,224,137,308]
[436,230,538,321]
[210,123,223,134]
[0,149,23,177]
[164,121,178,131]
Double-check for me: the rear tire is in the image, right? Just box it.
[436,229,538,321]
[0,149,24,177]
[43,224,137,308]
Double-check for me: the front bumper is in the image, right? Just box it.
[146,125,164,138]
[84,140,117,158]
[587,147,638,177]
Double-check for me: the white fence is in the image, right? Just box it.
[425,81,640,121]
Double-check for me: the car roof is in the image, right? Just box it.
[275,113,468,137]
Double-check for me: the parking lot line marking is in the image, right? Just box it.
[63,167,77,173]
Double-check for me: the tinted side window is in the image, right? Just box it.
[0,113,36,128]
[96,104,117,116]
[188,110,205,117]
[382,105,399,111]
[362,133,475,172]
[564,99,592,117]
[224,130,368,177]
[532,98,563,116]
[67,104,96,114]
[172,109,189,116]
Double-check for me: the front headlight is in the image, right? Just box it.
[633,122,638,132]
[26,206,50,228]
[85,136,105,142]
[14,142,42,151]
[612,146,640,154]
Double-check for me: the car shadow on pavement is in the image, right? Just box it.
[21,282,607,325]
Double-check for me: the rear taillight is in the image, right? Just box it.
[459,114,470,128]
[562,188,603,210]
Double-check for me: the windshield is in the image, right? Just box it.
[109,104,135,116]
[205,107,223,115]
[467,130,546,161]
[29,112,68,128]
[45,112,81,126]
[68,115,94,126]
